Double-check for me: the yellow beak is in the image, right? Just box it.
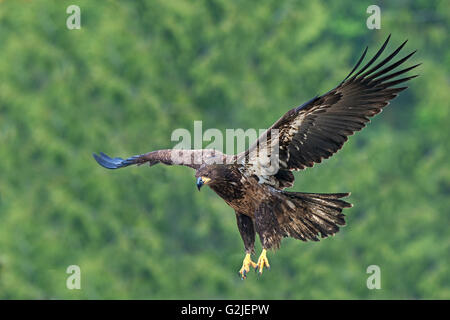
[196,176,211,190]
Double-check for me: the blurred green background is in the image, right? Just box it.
[0,0,448,299]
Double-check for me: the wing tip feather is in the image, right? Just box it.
[93,152,130,169]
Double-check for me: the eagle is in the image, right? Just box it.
[93,35,419,279]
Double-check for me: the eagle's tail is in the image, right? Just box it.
[275,191,352,242]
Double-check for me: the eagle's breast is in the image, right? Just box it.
[209,166,269,217]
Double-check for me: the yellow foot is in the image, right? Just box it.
[255,249,270,275]
[238,253,257,279]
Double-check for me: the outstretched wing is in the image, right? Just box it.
[239,35,420,188]
[93,149,232,170]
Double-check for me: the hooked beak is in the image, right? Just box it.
[196,176,211,191]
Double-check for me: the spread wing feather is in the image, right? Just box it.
[239,35,419,187]
[93,149,232,170]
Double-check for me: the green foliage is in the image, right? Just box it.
[0,0,448,299]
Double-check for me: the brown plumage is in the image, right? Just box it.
[93,35,419,278]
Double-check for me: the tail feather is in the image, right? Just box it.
[276,191,352,242]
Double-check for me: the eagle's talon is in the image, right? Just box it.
[239,253,256,279]
[256,249,270,275]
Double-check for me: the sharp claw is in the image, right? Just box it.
[239,266,250,280]
[239,253,259,279]
[254,249,270,275]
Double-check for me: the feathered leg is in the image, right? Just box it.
[254,203,283,275]
[235,212,257,279]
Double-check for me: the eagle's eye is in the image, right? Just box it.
[196,176,211,191]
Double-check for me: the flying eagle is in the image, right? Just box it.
[94,35,419,279]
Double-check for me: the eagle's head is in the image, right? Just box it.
[195,164,234,191]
